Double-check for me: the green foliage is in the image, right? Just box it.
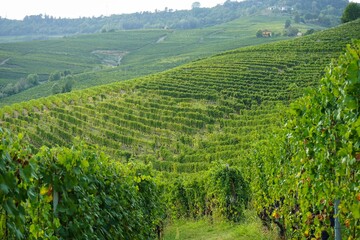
[0,0,347,38]
[0,130,163,239]
[341,2,360,23]
[251,41,360,239]
[48,72,61,82]
[208,163,250,222]
[266,0,348,26]
[284,19,291,29]
[62,77,73,93]
[164,163,249,222]
[192,2,201,9]
[294,14,301,24]
[0,129,34,239]
[63,70,71,77]
[0,17,359,239]
[304,28,316,35]
[0,74,39,99]
[0,15,297,106]
[0,20,359,163]
[283,26,299,37]
[51,83,61,95]
[256,30,263,38]
[25,74,39,85]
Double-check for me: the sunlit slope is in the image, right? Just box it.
[0,15,322,106]
[0,30,167,83]
[1,20,359,174]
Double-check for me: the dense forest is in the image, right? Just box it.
[0,0,349,36]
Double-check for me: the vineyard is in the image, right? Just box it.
[0,19,359,239]
[250,41,360,239]
[0,15,321,107]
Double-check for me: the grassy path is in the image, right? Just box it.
[163,210,278,240]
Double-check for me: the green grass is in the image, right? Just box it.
[163,210,278,240]
[0,14,325,107]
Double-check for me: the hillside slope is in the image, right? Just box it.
[0,18,359,239]
[0,15,323,106]
[1,20,359,171]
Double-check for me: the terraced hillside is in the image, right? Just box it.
[0,15,323,106]
[2,20,359,168]
[0,20,359,238]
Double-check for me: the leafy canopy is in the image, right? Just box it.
[341,2,360,23]
[250,40,360,239]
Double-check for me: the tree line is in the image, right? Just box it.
[0,0,350,37]
[0,70,73,99]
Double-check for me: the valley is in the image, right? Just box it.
[0,1,359,239]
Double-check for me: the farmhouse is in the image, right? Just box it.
[262,30,272,37]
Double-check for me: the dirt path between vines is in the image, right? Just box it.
[156,35,167,43]
[0,58,10,66]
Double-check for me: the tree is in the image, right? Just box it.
[63,69,71,76]
[285,19,291,28]
[192,2,201,9]
[304,28,315,35]
[51,83,62,94]
[283,27,299,37]
[62,77,74,93]
[256,29,263,38]
[294,14,301,23]
[26,74,39,86]
[341,2,360,23]
[48,71,61,81]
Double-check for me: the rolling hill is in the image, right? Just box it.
[2,19,358,163]
[0,15,324,107]
[0,18,359,239]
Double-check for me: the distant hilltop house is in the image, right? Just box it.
[262,30,272,37]
[268,6,294,12]
[256,29,273,38]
